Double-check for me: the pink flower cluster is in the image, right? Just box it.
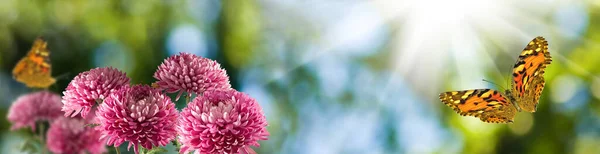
[7,91,105,154]
[154,52,231,100]
[8,52,269,154]
[96,85,178,154]
[178,90,269,154]
[157,53,269,154]
[62,67,130,118]
[7,91,63,131]
[46,117,106,154]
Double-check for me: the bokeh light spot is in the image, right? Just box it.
[93,40,133,73]
[509,112,534,135]
[167,24,208,57]
[551,75,589,112]
[0,0,19,25]
[551,75,579,103]
[51,0,78,28]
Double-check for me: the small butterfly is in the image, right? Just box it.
[439,36,552,123]
[12,37,56,88]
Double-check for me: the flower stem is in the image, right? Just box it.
[115,146,121,154]
[185,95,191,104]
[38,123,47,154]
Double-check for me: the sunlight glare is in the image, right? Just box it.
[374,0,511,95]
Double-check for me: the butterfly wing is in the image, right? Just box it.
[12,38,56,88]
[511,36,552,112]
[439,89,517,123]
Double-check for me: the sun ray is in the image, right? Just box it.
[555,54,600,80]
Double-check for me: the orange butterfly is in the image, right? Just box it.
[12,38,56,88]
[439,36,552,123]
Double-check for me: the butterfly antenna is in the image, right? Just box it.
[482,79,506,91]
[505,60,514,92]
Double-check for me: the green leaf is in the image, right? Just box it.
[139,146,147,154]
[19,138,39,153]
[171,140,181,152]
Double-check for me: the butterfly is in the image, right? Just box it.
[439,36,552,123]
[12,37,56,88]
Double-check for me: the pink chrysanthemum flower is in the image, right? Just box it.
[177,90,269,154]
[96,85,178,154]
[62,67,130,118]
[153,52,231,100]
[7,91,63,131]
[46,117,106,154]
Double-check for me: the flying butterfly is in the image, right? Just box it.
[12,37,56,88]
[439,36,552,123]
